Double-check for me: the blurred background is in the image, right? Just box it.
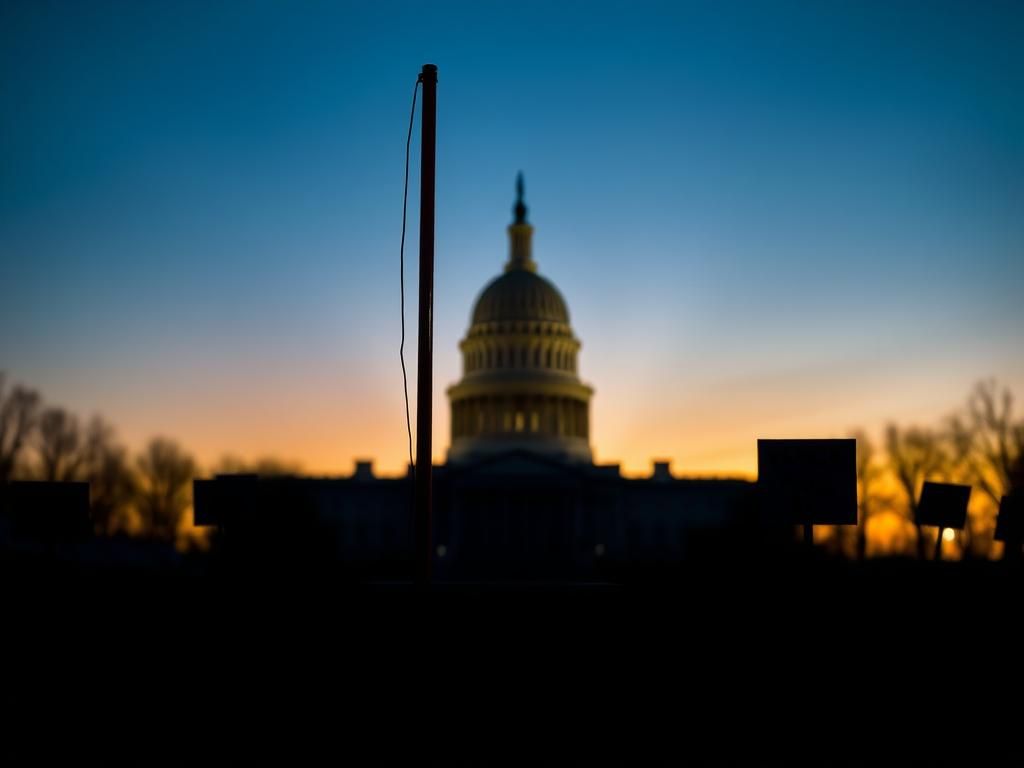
[2,1,1022,557]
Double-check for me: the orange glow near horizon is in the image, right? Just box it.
[42,360,1024,484]
[25,347,1024,483]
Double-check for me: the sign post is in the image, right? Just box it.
[994,493,1023,561]
[915,481,971,562]
[757,439,858,551]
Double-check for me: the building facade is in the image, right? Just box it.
[193,176,754,578]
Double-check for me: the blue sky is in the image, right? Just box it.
[2,0,1022,474]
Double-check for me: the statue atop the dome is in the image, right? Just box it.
[513,172,528,225]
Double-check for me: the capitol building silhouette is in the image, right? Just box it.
[448,174,592,465]
[194,177,753,579]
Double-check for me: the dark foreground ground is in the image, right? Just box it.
[3,555,1022,761]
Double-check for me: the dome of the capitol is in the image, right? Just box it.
[471,270,570,326]
[447,174,593,465]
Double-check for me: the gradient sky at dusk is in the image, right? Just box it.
[2,1,1022,476]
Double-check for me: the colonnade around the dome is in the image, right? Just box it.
[451,395,589,440]
[461,336,580,375]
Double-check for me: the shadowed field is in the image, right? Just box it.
[4,556,1021,759]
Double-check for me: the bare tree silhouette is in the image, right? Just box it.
[135,437,196,541]
[0,374,41,484]
[81,416,136,535]
[37,407,84,482]
[948,379,1024,506]
[214,455,303,476]
[1011,452,1024,494]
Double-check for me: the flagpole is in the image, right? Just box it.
[415,63,437,587]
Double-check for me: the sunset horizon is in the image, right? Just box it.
[5,2,1023,485]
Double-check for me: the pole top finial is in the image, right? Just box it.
[513,172,527,224]
[506,172,535,271]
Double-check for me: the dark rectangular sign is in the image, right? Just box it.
[0,481,91,539]
[915,481,970,530]
[193,474,259,526]
[994,493,1023,543]
[757,439,857,525]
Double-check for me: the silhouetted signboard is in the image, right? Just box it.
[915,481,970,530]
[0,481,91,540]
[193,475,259,526]
[994,493,1023,544]
[193,474,320,531]
[757,439,857,526]
[192,479,216,526]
